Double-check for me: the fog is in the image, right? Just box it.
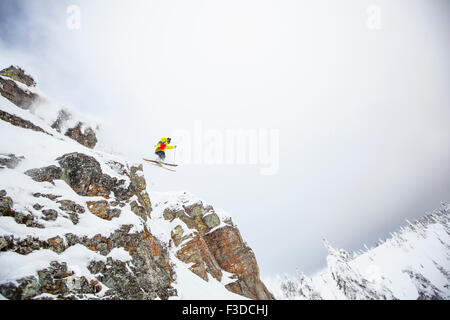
[1,0,449,278]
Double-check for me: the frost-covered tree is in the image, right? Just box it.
[280,275,300,299]
[323,239,397,300]
[403,269,447,300]
[278,270,322,300]
[295,271,322,300]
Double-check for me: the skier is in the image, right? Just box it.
[154,137,176,162]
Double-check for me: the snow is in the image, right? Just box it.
[32,293,58,300]
[146,191,235,249]
[0,89,249,300]
[0,244,106,284]
[0,92,148,244]
[169,252,247,300]
[150,191,233,230]
[107,248,132,262]
[266,206,450,300]
[5,70,449,300]
[146,191,249,299]
[0,75,33,93]
[0,75,90,134]
[4,77,450,300]
[344,222,450,299]
[0,169,145,241]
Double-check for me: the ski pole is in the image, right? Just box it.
[174,146,177,164]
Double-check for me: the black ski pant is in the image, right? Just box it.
[155,150,166,161]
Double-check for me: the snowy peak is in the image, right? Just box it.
[268,203,450,300]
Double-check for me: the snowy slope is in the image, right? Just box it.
[266,204,450,300]
[0,74,101,145]
[0,75,249,300]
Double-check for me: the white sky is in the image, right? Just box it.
[0,0,449,277]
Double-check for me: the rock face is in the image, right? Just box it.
[0,190,44,229]
[0,66,98,149]
[0,66,36,87]
[64,123,98,149]
[0,77,38,110]
[25,166,62,183]
[51,110,98,149]
[86,201,121,221]
[162,199,273,300]
[57,153,111,198]
[204,226,273,300]
[1,226,175,299]
[1,152,173,300]
[0,110,48,134]
[24,152,152,221]
[0,262,98,300]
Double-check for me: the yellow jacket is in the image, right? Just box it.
[154,137,175,152]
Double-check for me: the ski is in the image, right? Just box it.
[146,161,176,172]
[142,158,178,167]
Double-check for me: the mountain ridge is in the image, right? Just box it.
[266,202,450,300]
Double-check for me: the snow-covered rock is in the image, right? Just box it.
[0,67,99,149]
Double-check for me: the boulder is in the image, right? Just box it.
[57,200,85,214]
[203,213,220,229]
[25,165,62,183]
[56,200,84,225]
[51,109,71,132]
[0,66,36,87]
[86,200,120,221]
[0,154,25,169]
[64,123,97,149]
[0,77,38,109]
[0,190,13,208]
[51,110,98,149]
[57,153,112,198]
[0,192,43,229]
[41,209,58,221]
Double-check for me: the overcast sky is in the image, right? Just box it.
[1,0,449,279]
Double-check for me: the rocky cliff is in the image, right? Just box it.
[153,192,273,300]
[0,66,98,149]
[0,66,273,300]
